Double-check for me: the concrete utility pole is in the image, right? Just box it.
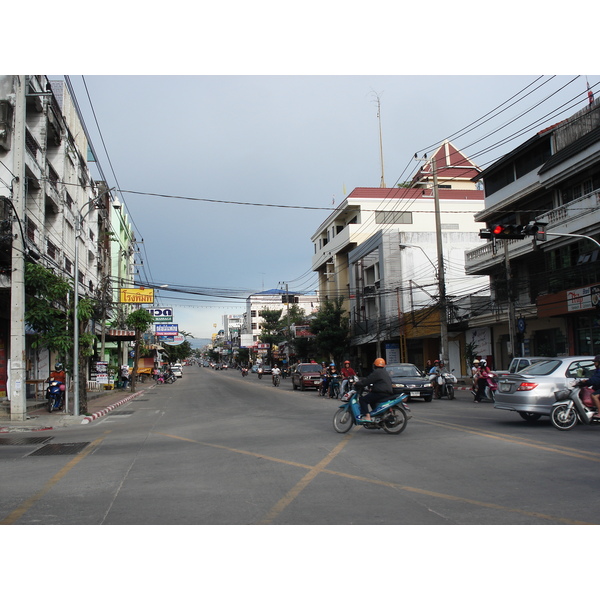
[9,76,27,421]
[431,157,449,367]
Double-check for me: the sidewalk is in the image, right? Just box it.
[0,380,156,433]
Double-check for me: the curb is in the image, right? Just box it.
[80,389,146,424]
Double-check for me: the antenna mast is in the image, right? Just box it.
[375,93,386,188]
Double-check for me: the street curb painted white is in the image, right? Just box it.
[80,389,145,424]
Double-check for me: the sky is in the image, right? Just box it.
[58,73,598,342]
[10,2,598,345]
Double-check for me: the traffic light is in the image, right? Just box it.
[523,221,547,241]
[490,224,526,239]
[479,228,493,239]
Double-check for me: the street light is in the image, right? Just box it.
[73,188,114,417]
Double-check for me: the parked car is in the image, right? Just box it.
[171,364,183,378]
[495,356,551,377]
[291,363,322,391]
[385,363,434,402]
[493,356,596,421]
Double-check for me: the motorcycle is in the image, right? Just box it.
[328,373,342,398]
[241,367,248,377]
[272,373,281,387]
[257,368,263,380]
[333,388,412,435]
[46,379,65,413]
[550,382,600,431]
[437,370,457,400]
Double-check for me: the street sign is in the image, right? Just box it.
[155,323,178,336]
[145,307,173,323]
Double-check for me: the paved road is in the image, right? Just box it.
[1,366,599,525]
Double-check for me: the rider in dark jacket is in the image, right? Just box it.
[354,358,393,421]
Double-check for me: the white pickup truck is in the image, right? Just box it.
[495,356,551,376]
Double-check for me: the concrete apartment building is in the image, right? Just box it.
[311,142,487,372]
[465,96,600,368]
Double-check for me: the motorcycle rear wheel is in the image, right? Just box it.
[550,404,578,430]
[382,406,408,435]
[333,407,354,433]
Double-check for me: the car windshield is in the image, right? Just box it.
[298,365,318,373]
[387,365,422,378]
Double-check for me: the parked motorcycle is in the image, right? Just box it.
[333,388,411,435]
[46,379,65,412]
[437,370,457,400]
[550,382,600,431]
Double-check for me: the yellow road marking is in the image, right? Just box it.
[0,434,108,525]
[416,418,600,462]
[155,430,596,525]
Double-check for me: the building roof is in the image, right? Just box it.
[347,187,484,200]
[538,125,600,174]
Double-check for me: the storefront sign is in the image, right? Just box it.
[120,288,155,304]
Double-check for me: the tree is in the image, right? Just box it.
[309,297,349,366]
[259,308,284,364]
[125,308,155,393]
[25,262,98,413]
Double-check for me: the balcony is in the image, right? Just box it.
[312,222,365,270]
[466,188,600,275]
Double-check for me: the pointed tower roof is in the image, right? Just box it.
[411,140,481,190]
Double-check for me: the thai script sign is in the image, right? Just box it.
[119,288,155,304]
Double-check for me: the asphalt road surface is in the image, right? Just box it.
[2,365,600,525]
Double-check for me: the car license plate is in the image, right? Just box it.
[499,383,511,392]
[410,391,420,397]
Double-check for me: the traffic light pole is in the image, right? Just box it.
[504,241,518,361]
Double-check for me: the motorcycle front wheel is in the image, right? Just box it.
[47,398,54,413]
[550,404,578,430]
[382,406,408,435]
[447,385,455,400]
[333,407,354,433]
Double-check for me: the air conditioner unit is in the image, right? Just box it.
[364,285,376,295]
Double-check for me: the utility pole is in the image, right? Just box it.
[431,157,448,366]
[374,93,386,188]
[9,76,27,421]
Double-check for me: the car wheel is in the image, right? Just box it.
[518,411,542,423]
[424,395,433,402]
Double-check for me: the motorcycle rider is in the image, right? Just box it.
[341,360,357,395]
[47,362,66,408]
[428,360,442,398]
[354,357,394,421]
[272,364,281,384]
[577,355,600,417]
[473,359,492,403]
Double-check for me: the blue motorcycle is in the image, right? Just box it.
[333,388,411,434]
[46,379,65,413]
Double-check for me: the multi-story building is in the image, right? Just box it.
[0,75,135,417]
[465,97,600,368]
[243,289,319,343]
[311,142,486,372]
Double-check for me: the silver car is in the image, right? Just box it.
[493,356,596,422]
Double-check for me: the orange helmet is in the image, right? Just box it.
[373,358,386,367]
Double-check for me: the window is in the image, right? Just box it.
[375,211,412,225]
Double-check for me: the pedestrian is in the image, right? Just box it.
[120,364,130,389]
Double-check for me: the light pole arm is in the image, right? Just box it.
[545,232,600,250]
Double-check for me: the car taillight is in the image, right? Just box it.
[516,382,538,391]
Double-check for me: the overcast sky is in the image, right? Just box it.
[11,2,597,342]
[56,74,596,341]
